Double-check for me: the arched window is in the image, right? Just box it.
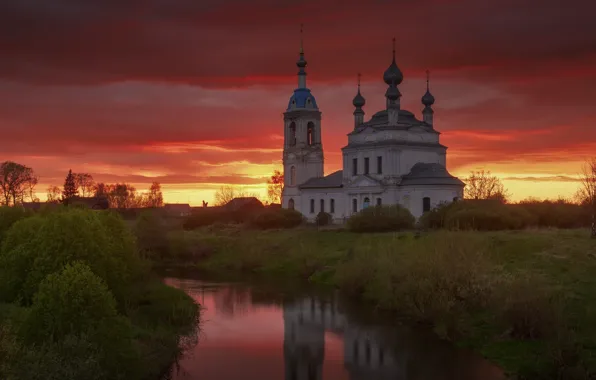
[310,199,315,213]
[290,166,296,186]
[320,199,324,212]
[376,197,382,206]
[288,198,294,210]
[363,197,370,209]
[330,199,335,213]
[352,199,357,213]
[423,197,431,212]
[307,122,315,145]
[289,122,296,146]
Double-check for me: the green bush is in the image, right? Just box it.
[21,262,119,342]
[516,199,591,229]
[0,207,30,246]
[135,210,169,260]
[0,209,140,306]
[249,208,304,229]
[183,209,222,229]
[315,211,333,226]
[347,205,415,233]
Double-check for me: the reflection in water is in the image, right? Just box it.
[165,279,504,380]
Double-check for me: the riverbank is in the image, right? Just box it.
[161,226,596,379]
[0,208,199,380]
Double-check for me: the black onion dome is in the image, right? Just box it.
[353,90,366,107]
[385,83,400,100]
[296,53,307,68]
[383,58,404,86]
[422,89,435,106]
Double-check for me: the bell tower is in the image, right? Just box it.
[282,26,324,210]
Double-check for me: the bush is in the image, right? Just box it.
[249,208,304,229]
[183,209,223,229]
[0,207,30,246]
[135,210,169,260]
[315,211,333,226]
[347,205,415,233]
[0,209,140,306]
[21,262,119,343]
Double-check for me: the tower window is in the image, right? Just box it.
[310,199,315,213]
[288,198,294,210]
[423,197,431,212]
[289,122,296,147]
[377,156,383,174]
[364,157,369,174]
[290,166,296,186]
[320,199,324,212]
[330,199,335,213]
[352,199,357,213]
[352,158,358,176]
[307,122,315,145]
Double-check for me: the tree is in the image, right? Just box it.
[214,185,259,206]
[94,182,108,198]
[146,182,164,208]
[62,169,78,201]
[74,173,95,197]
[46,185,62,202]
[577,158,596,238]
[0,161,38,206]
[267,170,284,204]
[108,183,137,209]
[464,170,510,202]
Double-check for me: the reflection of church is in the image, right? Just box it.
[283,297,405,380]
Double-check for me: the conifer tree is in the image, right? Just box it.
[62,169,78,201]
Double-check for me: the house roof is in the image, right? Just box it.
[400,163,464,186]
[164,203,191,210]
[224,197,264,210]
[299,170,344,189]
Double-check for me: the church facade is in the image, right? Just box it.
[281,39,464,222]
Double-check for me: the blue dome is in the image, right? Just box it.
[287,88,318,111]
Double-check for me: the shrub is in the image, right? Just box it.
[347,205,415,233]
[135,210,169,260]
[442,200,535,231]
[0,208,140,306]
[315,211,333,227]
[183,209,222,229]
[249,208,304,229]
[21,262,119,343]
[0,207,30,246]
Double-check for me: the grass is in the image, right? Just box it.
[164,225,596,379]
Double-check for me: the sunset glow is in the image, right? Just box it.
[2,1,594,205]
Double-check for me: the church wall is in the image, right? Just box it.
[399,185,463,218]
[399,148,445,176]
[298,188,347,223]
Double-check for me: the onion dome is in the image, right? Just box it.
[383,38,404,86]
[353,73,366,107]
[421,70,435,106]
[385,81,401,101]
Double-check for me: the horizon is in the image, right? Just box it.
[2,1,594,206]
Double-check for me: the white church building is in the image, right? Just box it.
[281,38,464,222]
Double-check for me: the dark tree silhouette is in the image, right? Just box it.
[62,169,78,201]
[0,161,38,206]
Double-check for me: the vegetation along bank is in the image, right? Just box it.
[0,206,199,380]
[138,199,596,380]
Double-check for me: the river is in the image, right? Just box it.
[163,277,505,380]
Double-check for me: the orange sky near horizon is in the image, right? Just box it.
[2,0,595,206]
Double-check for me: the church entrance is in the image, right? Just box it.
[363,197,370,209]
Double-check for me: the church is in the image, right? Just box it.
[281,37,464,222]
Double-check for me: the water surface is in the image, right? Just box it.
[165,278,504,380]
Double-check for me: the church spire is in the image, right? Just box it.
[296,24,307,89]
[422,70,435,126]
[353,73,366,128]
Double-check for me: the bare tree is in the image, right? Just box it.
[0,161,38,206]
[214,185,260,206]
[146,182,164,208]
[47,185,62,202]
[107,183,138,209]
[464,170,510,202]
[577,158,596,238]
[267,170,284,205]
[74,173,95,197]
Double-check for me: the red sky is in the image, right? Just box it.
[1,0,595,204]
